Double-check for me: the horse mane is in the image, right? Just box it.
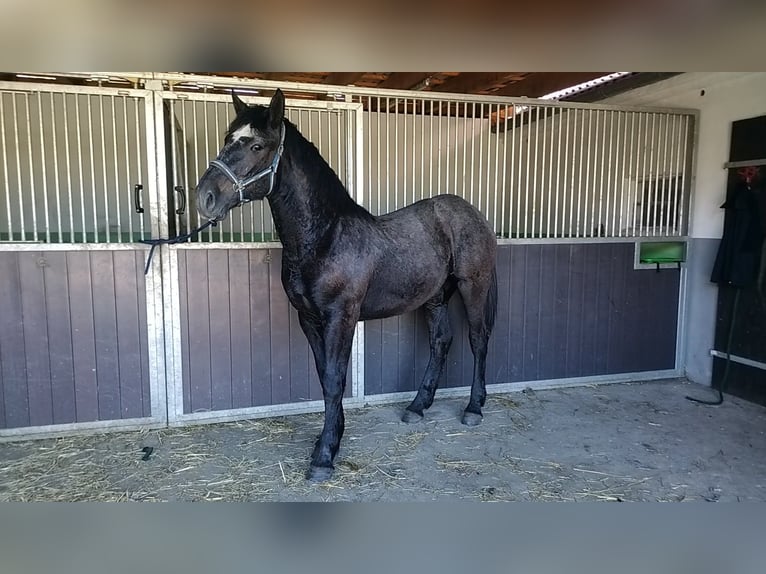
[282,119,372,219]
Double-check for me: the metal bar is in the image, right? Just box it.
[385,97,390,213]
[723,158,766,169]
[439,100,444,197]
[470,102,476,206]
[661,113,671,235]
[420,99,425,202]
[710,350,766,372]
[86,96,99,242]
[377,98,381,215]
[576,109,585,238]
[565,109,574,238]
[678,116,691,236]
[492,104,500,235]
[553,107,569,237]
[98,94,110,242]
[596,109,605,238]
[429,100,434,202]
[168,99,179,238]
[537,106,545,236]
[74,95,85,243]
[462,103,468,200]
[121,96,133,242]
[402,98,407,206]
[394,98,399,209]
[0,93,12,240]
[475,102,482,211]
[49,93,63,243]
[10,95,25,241]
[584,108,594,238]
[650,113,660,236]
[524,107,532,237]
[413,99,418,203]
[546,106,555,238]
[670,116,682,235]
[179,101,191,242]
[516,107,524,238]
[639,113,650,235]
[109,96,121,241]
[24,94,39,241]
[134,96,145,240]
[617,112,627,237]
[605,110,614,237]
[501,106,509,238]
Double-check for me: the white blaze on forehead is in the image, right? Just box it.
[230,124,254,142]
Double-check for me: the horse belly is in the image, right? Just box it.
[359,270,444,320]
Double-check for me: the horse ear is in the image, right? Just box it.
[269,89,285,129]
[231,91,248,115]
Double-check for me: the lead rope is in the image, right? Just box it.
[139,220,217,275]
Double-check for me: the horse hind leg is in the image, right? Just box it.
[402,282,456,423]
[458,267,497,426]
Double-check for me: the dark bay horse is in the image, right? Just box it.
[196,89,497,481]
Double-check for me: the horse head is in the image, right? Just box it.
[196,89,285,222]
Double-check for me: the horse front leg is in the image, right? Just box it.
[305,306,359,482]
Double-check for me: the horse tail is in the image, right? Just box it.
[484,265,498,333]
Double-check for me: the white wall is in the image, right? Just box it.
[603,72,766,385]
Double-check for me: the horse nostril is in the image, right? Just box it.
[204,190,217,212]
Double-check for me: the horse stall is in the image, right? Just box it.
[10,72,764,500]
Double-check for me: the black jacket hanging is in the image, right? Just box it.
[711,180,765,288]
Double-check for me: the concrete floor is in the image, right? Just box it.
[1,378,765,501]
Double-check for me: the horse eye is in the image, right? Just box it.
[251,143,262,152]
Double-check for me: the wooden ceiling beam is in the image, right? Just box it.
[493,72,611,98]
[323,72,366,86]
[377,72,434,90]
[431,72,527,94]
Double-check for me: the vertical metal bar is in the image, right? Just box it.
[583,109,593,237]
[617,112,628,237]
[98,95,110,243]
[475,102,482,211]
[441,101,447,197]
[412,99,417,204]
[168,99,179,237]
[537,106,546,236]
[376,98,382,215]
[74,95,86,242]
[638,113,650,235]
[661,112,671,235]
[367,98,372,210]
[86,96,98,242]
[501,106,509,238]
[678,115,691,236]
[134,96,145,240]
[576,109,586,238]
[627,112,637,236]
[34,92,50,242]
[554,107,563,238]
[516,107,524,238]
[26,94,40,241]
[394,98,399,209]
[469,102,476,206]
[648,113,658,236]
[122,96,134,241]
[0,93,11,240]
[670,115,682,235]
[564,109,573,238]
[596,109,606,238]
[492,104,500,235]
[462,103,468,200]
[605,110,615,237]
[49,93,63,242]
[109,96,121,242]
[402,98,407,206]
[12,94,26,241]
[546,107,555,238]
[385,97,390,213]
[420,99,425,201]
[530,106,539,237]
[429,100,434,201]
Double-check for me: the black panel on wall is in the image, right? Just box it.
[713,114,766,405]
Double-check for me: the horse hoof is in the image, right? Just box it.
[461,411,483,426]
[306,465,334,482]
[402,409,424,424]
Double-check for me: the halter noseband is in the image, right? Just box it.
[209,122,286,204]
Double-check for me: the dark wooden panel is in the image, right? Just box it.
[364,242,680,395]
[43,252,77,425]
[0,252,29,428]
[89,252,121,421]
[19,253,53,426]
[178,251,192,413]
[67,252,99,422]
[113,251,144,419]
[185,250,213,413]
[268,252,292,405]
[208,251,233,411]
[135,251,152,418]
[248,249,273,406]
[229,250,253,409]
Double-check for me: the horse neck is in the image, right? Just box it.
[267,128,366,260]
